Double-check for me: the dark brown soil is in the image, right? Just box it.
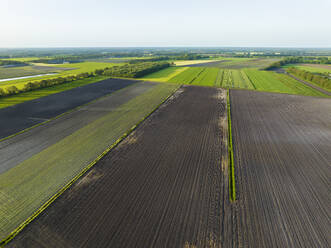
[8,86,234,248]
[230,89,331,247]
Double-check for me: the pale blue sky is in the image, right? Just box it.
[1,0,330,47]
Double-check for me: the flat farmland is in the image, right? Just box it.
[8,86,236,248]
[146,67,329,97]
[0,82,178,243]
[0,78,137,139]
[244,69,328,97]
[230,90,331,247]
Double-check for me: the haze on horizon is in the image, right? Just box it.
[1,0,330,48]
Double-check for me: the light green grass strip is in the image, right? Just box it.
[0,83,179,246]
[227,90,236,202]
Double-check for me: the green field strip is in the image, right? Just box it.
[191,68,219,86]
[214,69,224,87]
[167,67,205,84]
[273,73,328,97]
[141,66,188,82]
[227,90,236,202]
[244,69,328,97]
[0,83,179,245]
[240,70,255,89]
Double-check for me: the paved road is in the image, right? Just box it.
[0,78,137,139]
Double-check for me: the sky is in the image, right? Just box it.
[1,0,330,47]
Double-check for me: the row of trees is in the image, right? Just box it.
[0,60,28,66]
[0,62,170,98]
[100,62,171,78]
[0,72,93,97]
[286,67,331,91]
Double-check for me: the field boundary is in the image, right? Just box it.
[0,84,179,247]
[227,89,236,202]
[0,81,141,143]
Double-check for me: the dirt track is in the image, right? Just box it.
[8,86,234,248]
[0,78,136,139]
[230,90,331,247]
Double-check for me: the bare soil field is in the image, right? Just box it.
[8,86,236,248]
[230,90,331,247]
[0,78,136,139]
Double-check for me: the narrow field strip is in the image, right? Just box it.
[167,67,205,84]
[0,83,178,244]
[191,68,219,86]
[8,86,235,248]
[230,90,331,247]
[227,90,236,202]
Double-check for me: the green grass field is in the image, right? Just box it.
[168,67,206,84]
[244,69,327,97]
[142,66,188,82]
[0,82,178,241]
[0,76,108,109]
[191,68,219,86]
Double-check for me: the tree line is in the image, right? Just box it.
[286,67,331,91]
[0,62,170,98]
[0,60,28,66]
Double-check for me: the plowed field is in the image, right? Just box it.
[230,90,331,247]
[8,86,234,248]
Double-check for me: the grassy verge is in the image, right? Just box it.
[227,89,236,202]
[0,83,179,246]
